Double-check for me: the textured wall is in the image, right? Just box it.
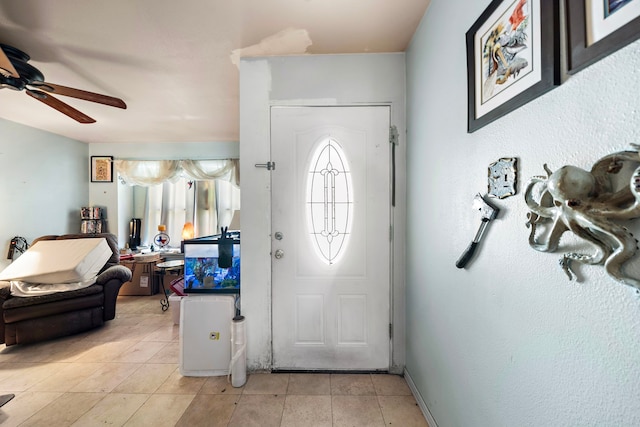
[406,1,640,426]
[0,119,88,271]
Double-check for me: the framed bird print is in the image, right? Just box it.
[466,0,561,133]
[91,156,113,182]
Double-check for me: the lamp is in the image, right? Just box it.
[181,222,194,252]
[182,222,195,240]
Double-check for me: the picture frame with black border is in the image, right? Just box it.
[466,0,561,133]
[90,156,113,182]
[566,0,640,74]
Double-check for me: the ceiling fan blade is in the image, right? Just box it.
[29,81,127,109]
[0,46,20,78]
[26,89,96,124]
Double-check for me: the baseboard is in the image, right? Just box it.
[404,368,439,427]
[271,369,388,374]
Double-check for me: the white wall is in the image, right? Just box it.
[406,1,640,426]
[89,142,238,247]
[0,119,88,271]
[240,54,407,371]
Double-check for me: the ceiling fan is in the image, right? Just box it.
[0,43,126,123]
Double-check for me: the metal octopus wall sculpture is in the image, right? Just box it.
[524,145,640,292]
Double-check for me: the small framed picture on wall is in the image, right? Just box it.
[91,156,113,182]
[566,0,640,74]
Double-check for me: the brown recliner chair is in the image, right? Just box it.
[0,233,132,346]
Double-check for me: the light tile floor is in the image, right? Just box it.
[0,295,429,426]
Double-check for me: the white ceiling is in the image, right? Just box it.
[0,0,429,144]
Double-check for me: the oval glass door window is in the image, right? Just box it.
[306,137,353,265]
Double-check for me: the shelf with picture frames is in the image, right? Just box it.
[80,206,106,234]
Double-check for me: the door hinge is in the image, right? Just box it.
[389,225,393,241]
[255,161,276,170]
[389,125,399,146]
[389,323,393,338]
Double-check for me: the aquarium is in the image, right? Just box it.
[183,231,240,294]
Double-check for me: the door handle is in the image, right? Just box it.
[274,249,284,259]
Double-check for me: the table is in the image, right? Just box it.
[156,259,184,311]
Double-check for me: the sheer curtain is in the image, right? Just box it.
[194,180,217,238]
[142,178,189,247]
[216,179,241,230]
[115,159,238,185]
[115,159,239,246]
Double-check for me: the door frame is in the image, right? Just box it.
[238,53,407,375]
[269,105,394,371]
[240,98,406,374]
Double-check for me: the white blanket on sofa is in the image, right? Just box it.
[0,238,111,284]
[9,277,97,297]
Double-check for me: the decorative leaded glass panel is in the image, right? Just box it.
[306,137,353,264]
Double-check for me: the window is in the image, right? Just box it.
[116,159,240,247]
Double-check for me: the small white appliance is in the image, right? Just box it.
[179,295,235,376]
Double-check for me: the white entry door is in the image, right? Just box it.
[271,106,391,370]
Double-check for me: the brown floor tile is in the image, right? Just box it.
[70,363,141,393]
[0,391,63,427]
[124,393,195,426]
[242,372,289,395]
[332,395,386,426]
[142,323,180,342]
[0,363,63,392]
[330,373,376,395]
[70,393,150,426]
[112,340,168,363]
[156,367,207,394]
[227,394,285,427]
[28,362,104,392]
[19,392,106,427]
[378,395,430,426]
[73,340,139,363]
[175,393,240,427]
[199,375,244,395]
[39,338,101,363]
[280,395,332,427]
[147,341,180,364]
[371,373,413,395]
[287,373,331,395]
[112,363,176,394]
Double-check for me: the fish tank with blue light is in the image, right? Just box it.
[183,231,240,294]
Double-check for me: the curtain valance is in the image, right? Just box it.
[115,159,239,187]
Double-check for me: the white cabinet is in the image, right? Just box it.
[179,295,235,376]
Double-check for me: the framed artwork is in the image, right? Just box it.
[91,156,113,182]
[567,0,640,74]
[466,0,561,133]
